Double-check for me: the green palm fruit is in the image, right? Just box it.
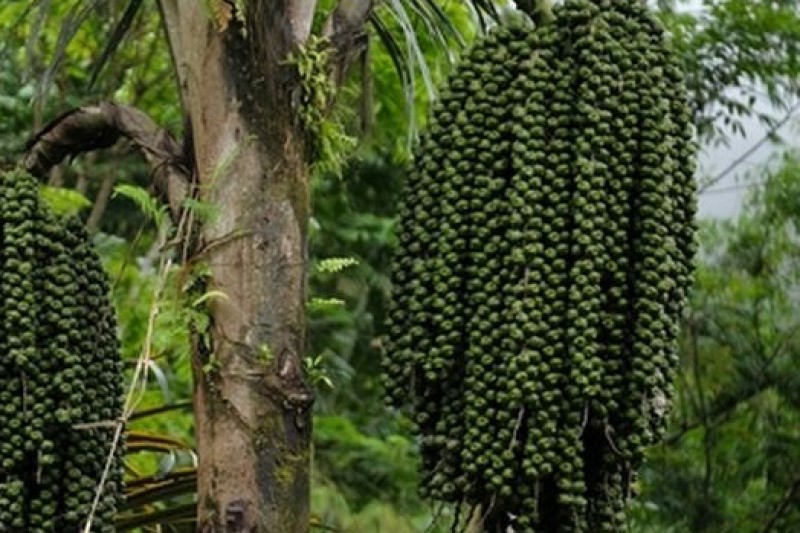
[0,168,124,531]
[381,0,697,530]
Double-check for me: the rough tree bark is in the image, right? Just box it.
[27,1,375,531]
[155,1,372,530]
[155,4,315,530]
[146,1,372,530]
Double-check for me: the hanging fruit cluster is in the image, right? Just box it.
[0,168,124,532]
[382,0,697,530]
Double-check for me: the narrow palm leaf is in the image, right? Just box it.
[126,430,194,450]
[23,0,51,72]
[463,0,499,33]
[129,401,193,422]
[88,0,144,89]
[369,11,417,142]
[417,0,466,47]
[37,0,103,102]
[123,476,197,509]
[387,0,436,101]
[404,0,455,64]
[115,502,197,531]
[125,467,197,490]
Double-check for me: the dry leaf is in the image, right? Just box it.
[209,0,233,32]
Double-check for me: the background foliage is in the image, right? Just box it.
[1,0,800,531]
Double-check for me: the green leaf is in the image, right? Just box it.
[39,185,91,216]
[113,183,168,230]
[182,197,220,223]
[191,290,229,308]
[387,0,436,102]
[308,297,346,313]
[128,402,192,422]
[370,12,417,144]
[315,257,358,274]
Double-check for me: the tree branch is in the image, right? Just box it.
[323,0,375,86]
[24,102,190,220]
[665,375,773,445]
[760,474,800,533]
[699,100,800,193]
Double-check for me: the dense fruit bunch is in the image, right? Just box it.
[0,168,123,531]
[382,0,697,531]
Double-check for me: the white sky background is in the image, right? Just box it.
[697,112,799,219]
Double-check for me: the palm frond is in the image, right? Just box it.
[369,11,417,143]
[387,0,436,103]
[404,0,459,64]
[23,0,51,73]
[123,470,197,509]
[129,401,193,422]
[116,502,197,531]
[34,0,147,100]
[368,0,502,147]
[36,0,103,102]
[126,430,194,452]
[418,0,466,47]
[464,0,499,32]
[88,0,144,89]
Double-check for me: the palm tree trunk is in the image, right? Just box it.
[157,2,322,530]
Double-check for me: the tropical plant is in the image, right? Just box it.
[1,0,800,531]
[5,0,503,530]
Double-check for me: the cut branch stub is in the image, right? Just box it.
[24,101,191,220]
